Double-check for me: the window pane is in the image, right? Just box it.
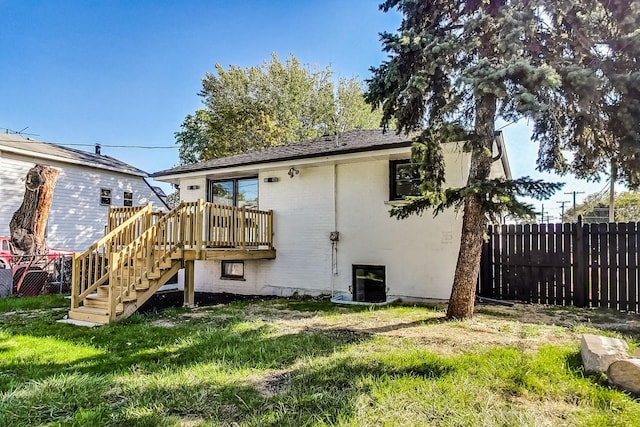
[100,189,111,205]
[222,261,244,278]
[392,162,421,198]
[210,181,234,206]
[237,178,258,209]
[124,191,133,207]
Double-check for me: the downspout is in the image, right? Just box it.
[331,162,338,298]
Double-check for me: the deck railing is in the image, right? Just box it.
[107,205,165,234]
[72,200,273,317]
[71,203,154,310]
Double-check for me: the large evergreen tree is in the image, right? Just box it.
[367,0,640,319]
[176,53,382,164]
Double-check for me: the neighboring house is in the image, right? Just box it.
[0,132,167,252]
[151,129,511,303]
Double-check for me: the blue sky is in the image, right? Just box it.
[0,0,608,220]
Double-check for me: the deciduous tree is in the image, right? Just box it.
[176,53,383,164]
[367,0,640,319]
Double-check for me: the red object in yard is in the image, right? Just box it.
[0,236,73,269]
[12,264,48,296]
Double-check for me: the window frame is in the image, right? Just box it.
[100,188,112,206]
[221,260,245,280]
[389,159,421,201]
[123,191,133,207]
[207,177,258,208]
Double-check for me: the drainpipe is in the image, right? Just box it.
[331,163,338,298]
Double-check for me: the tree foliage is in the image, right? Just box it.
[176,53,383,164]
[367,0,640,319]
[565,191,640,223]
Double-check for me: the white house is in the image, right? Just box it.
[152,129,511,303]
[0,132,167,252]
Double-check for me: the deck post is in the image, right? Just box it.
[108,252,118,322]
[184,260,195,307]
[196,199,204,259]
[268,210,273,250]
[240,206,246,250]
[71,253,80,309]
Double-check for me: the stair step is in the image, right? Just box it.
[96,286,142,298]
[68,307,112,324]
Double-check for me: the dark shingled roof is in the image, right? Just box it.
[152,129,412,177]
[0,132,147,176]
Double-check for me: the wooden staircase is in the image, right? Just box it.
[67,200,274,324]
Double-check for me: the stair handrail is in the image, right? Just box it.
[107,201,197,319]
[71,202,154,309]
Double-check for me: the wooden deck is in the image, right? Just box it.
[68,200,275,324]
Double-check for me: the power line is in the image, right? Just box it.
[0,134,176,150]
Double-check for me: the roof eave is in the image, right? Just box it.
[151,140,414,179]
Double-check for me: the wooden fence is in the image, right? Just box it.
[478,219,640,312]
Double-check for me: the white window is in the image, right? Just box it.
[221,261,244,279]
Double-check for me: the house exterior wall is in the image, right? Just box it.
[182,142,500,302]
[0,152,165,251]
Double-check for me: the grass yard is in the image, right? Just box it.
[1,294,639,426]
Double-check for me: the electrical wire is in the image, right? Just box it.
[0,132,176,150]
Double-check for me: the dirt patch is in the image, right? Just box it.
[151,319,176,328]
[247,369,292,398]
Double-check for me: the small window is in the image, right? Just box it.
[389,160,421,200]
[1,240,8,251]
[123,191,133,207]
[221,260,244,279]
[100,189,112,205]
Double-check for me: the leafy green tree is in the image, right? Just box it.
[565,191,640,223]
[367,0,640,319]
[176,53,383,164]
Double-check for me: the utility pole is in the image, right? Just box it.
[564,191,586,220]
[540,203,545,224]
[557,200,570,223]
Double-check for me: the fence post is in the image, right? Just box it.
[573,216,587,307]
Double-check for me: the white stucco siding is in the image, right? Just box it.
[169,143,512,301]
[178,177,207,202]
[334,156,465,300]
[191,165,335,295]
[0,154,165,251]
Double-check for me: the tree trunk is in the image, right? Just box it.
[9,164,60,257]
[446,93,497,320]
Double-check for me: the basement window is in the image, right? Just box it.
[221,260,245,280]
[100,189,112,206]
[389,160,421,200]
[352,265,386,303]
[123,191,133,207]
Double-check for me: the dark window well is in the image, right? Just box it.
[221,260,244,279]
[352,265,386,303]
[123,191,133,207]
[389,160,421,200]
[100,189,112,206]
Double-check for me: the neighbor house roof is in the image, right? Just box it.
[152,129,413,178]
[0,132,147,177]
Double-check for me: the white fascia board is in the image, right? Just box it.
[154,146,413,182]
[0,145,146,177]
